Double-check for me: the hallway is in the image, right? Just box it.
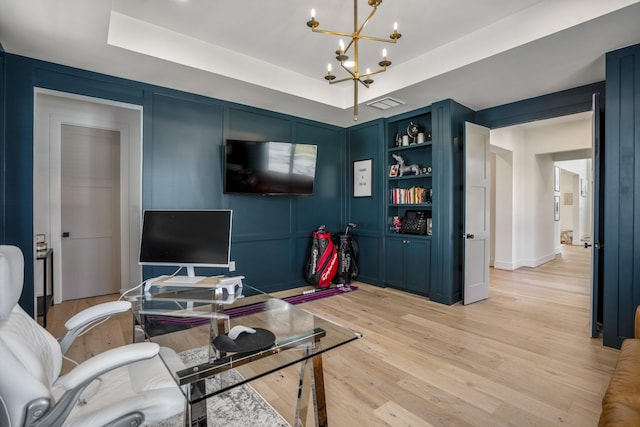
[490,244,592,310]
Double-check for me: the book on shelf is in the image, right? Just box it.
[389,187,432,204]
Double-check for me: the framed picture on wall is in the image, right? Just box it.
[580,178,588,197]
[353,158,373,197]
[554,195,560,221]
[554,166,560,192]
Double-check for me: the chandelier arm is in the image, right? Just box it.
[358,35,398,43]
[311,28,355,38]
[338,61,357,78]
[356,78,371,89]
[366,67,389,76]
[355,6,378,37]
[328,76,356,85]
[344,38,356,55]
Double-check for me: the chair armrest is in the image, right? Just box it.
[64,301,131,330]
[39,343,160,426]
[55,342,159,390]
[59,301,131,353]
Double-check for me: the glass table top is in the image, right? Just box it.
[127,277,361,402]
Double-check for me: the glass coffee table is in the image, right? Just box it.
[128,277,362,427]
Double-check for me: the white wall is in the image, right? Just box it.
[490,127,525,270]
[490,114,592,270]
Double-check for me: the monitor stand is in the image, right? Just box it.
[185,265,196,278]
[143,266,205,291]
[163,266,206,284]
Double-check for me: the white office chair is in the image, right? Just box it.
[0,245,186,426]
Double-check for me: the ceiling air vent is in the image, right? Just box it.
[367,96,405,111]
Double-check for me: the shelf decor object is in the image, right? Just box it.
[306,0,401,121]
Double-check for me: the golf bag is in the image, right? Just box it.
[333,223,359,285]
[305,225,338,288]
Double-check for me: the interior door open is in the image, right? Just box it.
[591,93,604,338]
[463,122,491,304]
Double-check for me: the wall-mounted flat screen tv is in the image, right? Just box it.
[224,139,317,195]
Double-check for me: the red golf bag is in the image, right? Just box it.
[305,225,338,288]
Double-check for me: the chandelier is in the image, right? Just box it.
[306,0,401,121]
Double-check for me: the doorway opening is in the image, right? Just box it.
[490,112,593,270]
[489,112,594,320]
[33,89,142,304]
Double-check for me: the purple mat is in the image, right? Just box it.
[146,284,358,327]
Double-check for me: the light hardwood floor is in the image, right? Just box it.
[46,245,618,426]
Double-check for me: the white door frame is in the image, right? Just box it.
[33,88,143,306]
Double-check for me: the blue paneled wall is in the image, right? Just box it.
[603,43,640,348]
[0,53,345,314]
[0,45,5,244]
[346,120,385,286]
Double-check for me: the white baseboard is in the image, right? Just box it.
[494,252,556,270]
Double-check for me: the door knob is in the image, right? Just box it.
[465,233,475,239]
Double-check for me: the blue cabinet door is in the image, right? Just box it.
[385,237,406,289]
[405,238,430,295]
[385,235,430,295]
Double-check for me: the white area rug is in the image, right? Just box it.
[151,347,290,427]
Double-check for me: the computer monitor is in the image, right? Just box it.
[139,209,232,278]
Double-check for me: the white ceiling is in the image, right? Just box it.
[1,0,639,127]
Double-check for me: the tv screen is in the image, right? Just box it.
[139,210,232,276]
[224,140,317,195]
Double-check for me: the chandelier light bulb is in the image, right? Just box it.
[363,69,374,85]
[324,62,336,81]
[379,48,391,67]
[339,39,345,52]
[394,22,398,31]
[307,8,319,28]
[390,21,401,40]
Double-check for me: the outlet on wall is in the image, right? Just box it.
[229,261,236,272]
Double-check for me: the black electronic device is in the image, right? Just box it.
[139,210,232,277]
[224,139,318,195]
[399,210,430,235]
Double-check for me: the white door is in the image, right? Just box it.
[463,122,491,304]
[61,125,121,300]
